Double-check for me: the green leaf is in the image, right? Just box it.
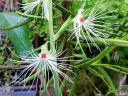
[88,67,110,88]
[96,67,118,96]
[0,12,33,56]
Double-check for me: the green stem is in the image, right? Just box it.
[16,12,44,19]
[72,38,128,47]
[17,11,60,20]
[48,0,55,50]
[78,46,115,68]
[78,41,87,59]
[41,77,53,95]
[87,37,128,47]
[43,78,47,94]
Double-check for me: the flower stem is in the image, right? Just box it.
[48,0,55,50]
[78,41,87,59]
[16,11,44,19]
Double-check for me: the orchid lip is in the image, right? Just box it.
[41,53,47,59]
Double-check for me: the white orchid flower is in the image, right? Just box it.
[20,0,49,20]
[12,44,75,90]
[69,1,114,50]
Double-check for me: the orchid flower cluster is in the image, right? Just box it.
[13,0,115,95]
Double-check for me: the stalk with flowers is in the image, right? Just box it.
[0,0,128,96]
